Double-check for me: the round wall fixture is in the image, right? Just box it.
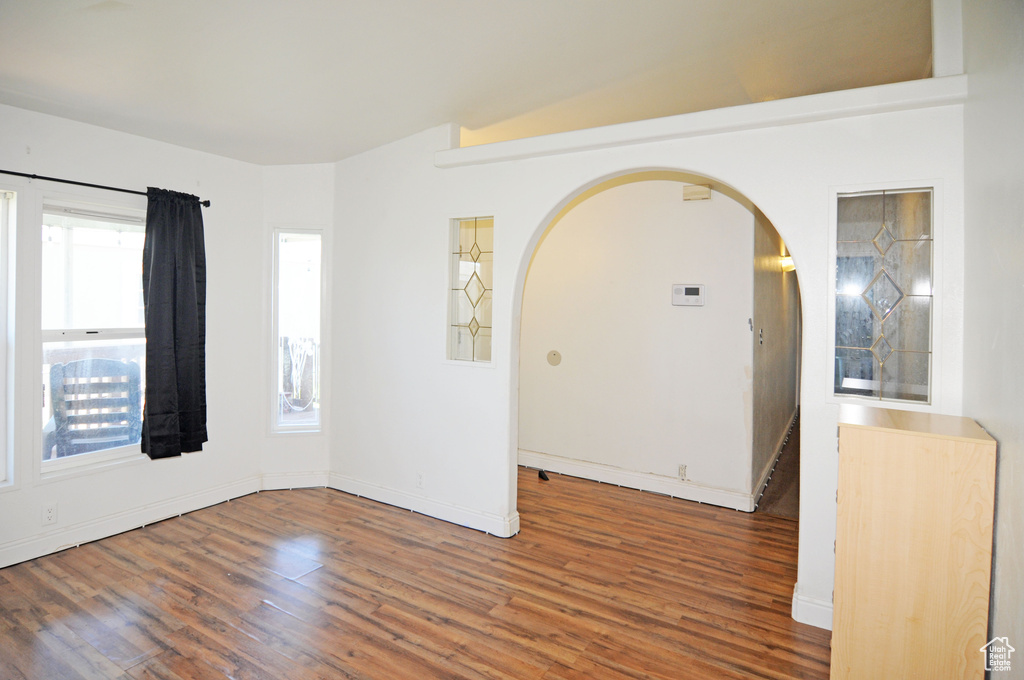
[547,350,561,366]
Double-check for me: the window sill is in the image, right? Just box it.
[829,392,934,412]
[442,359,495,369]
[269,427,323,437]
[40,446,148,482]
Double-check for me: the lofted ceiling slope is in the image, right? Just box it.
[0,0,932,165]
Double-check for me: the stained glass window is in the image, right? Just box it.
[835,190,932,402]
[449,217,493,362]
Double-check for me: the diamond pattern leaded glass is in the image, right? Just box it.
[464,272,485,307]
[872,225,896,255]
[835,190,932,402]
[450,217,493,361]
[870,335,894,364]
[863,270,904,321]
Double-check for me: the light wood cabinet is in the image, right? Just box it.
[831,405,996,680]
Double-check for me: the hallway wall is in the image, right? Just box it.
[751,209,801,494]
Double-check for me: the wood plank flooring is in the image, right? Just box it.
[0,468,832,679]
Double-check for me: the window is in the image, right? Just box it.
[41,203,146,466]
[0,191,12,484]
[449,217,493,362]
[834,189,932,402]
[273,231,322,431]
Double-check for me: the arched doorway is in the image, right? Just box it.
[513,171,801,516]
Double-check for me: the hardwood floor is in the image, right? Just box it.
[0,468,831,679]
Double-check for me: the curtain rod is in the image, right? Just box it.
[0,169,211,207]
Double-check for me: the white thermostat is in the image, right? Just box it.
[672,284,705,306]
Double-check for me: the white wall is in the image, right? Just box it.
[328,81,965,630]
[518,179,757,505]
[962,0,1024,651]
[751,209,800,494]
[260,163,335,489]
[329,125,519,536]
[0,103,268,566]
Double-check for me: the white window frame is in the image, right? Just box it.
[827,181,945,412]
[0,190,13,486]
[447,216,494,364]
[270,228,324,434]
[39,198,148,475]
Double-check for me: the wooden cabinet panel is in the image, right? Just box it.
[831,405,996,680]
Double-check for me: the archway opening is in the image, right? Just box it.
[514,171,801,518]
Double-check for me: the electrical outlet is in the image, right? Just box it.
[416,472,424,489]
[678,464,687,481]
[42,503,57,526]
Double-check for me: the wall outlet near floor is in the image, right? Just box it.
[416,472,425,489]
[42,503,57,526]
[678,464,687,481]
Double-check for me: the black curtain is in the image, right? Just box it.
[141,188,207,459]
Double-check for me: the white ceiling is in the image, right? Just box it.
[0,0,932,165]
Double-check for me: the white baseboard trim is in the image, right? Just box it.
[752,408,799,508]
[0,470,523,568]
[791,582,834,630]
[0,475,262,569]
[519,450,754,512]
[328,473,520,538]
[262,470,331,490]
